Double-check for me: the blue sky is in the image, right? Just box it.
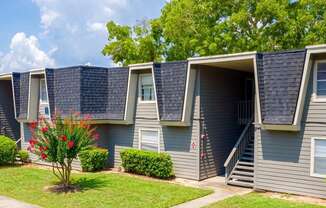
[0,0,166,72]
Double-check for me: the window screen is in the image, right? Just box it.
[140,130,159,152]
[313,139,326,175]
[140,74,155,101]
[316,63,326,96]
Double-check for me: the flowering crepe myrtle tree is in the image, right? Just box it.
[28,113,99,188]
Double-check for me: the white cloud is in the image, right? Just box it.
[87,22,107,33]
[29,0,166,67]
[0,32,55,72]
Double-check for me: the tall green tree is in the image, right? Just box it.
[102,0,326,65]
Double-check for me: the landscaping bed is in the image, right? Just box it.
[0,166,212,208]
[204,192,326,208]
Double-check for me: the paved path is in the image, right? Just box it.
[0,196,40,208]
[172,176,252,208]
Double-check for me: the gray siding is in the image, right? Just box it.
[106,73,201,180]
[0,81,20,140]
[199,68,249,180]
[255,64,326,198]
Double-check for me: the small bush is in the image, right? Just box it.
[17,150,29,163]
[120,149,174,179]
[0,136,17,165]
[79,147,108,172]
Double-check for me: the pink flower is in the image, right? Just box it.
[27,146,33,152]
[41,127,48,133]
[39,146,48,152]
[60,135,67,142]
[29,121,37,129]
[29,138,37,148]
[41,153,47,160]
[92,133,100,141]
[67,141,74,149]
[84,114,92,120]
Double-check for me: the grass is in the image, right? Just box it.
[0,166,212,208]
[204,193,325,208]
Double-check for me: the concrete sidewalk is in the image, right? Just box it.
[172,176,251,208]
[0,196,40,208]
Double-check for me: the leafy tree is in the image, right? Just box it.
[28,113,98,190]
[103,0,326,65]
[102,19,164,66]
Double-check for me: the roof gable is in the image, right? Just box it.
[46,66,129,120]
[257,50,306,125]
[153,61,188,121]
[12,72,30,120]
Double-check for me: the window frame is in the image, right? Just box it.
[138,128,160,152]
[39,78,48,104]
[39,78,50,118]
[310,137,326,178]
[138,73,156,103]
[312,60,326,102]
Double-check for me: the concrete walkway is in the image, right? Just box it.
[0,196,40,208]
[172,176,252,208]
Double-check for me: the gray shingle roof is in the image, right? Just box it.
[46,66,128,120]
[257,50,307,125]
[12,72,30,120]
[153,61,188,121]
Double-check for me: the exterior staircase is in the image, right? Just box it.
[224,120,254,188]
[226,135,254,188]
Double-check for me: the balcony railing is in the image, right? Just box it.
[238,100,254,125]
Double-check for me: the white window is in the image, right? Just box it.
[139,74,155,102]
[311,138,326,177]
[313,61,326,101]
[139,129,160,152]
[40,79,48,104]
[39,79,50,117]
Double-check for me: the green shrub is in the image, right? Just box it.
[120,149,174,179]
[0,136,17,165]
[79,147,108,172]
[17,150,29,163]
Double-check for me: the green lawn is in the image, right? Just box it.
[205,193,325,208]
[0,166,212,208]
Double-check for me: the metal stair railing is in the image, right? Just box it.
[224,119,254,183]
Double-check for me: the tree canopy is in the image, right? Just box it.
[102,0,326,66]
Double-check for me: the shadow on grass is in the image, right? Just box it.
[72,177,108,191]
[46,177,108,194]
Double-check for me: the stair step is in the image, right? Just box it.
[238,161,254,166]
[230,175,254,181]
[236,165,254,171]
[240,156,253,161]
[243,152,254,156]
[232,170,254,176]
[227,180,254,188]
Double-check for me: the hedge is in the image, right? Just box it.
[0,135,17,165]
[120,149,174,179]
[17,150,30,163]
[79,147,108,172]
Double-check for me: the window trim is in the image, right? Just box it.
[138,128,160,152]
[312,60,326,102]
[310,137,326,178]
[138,73,156,104]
